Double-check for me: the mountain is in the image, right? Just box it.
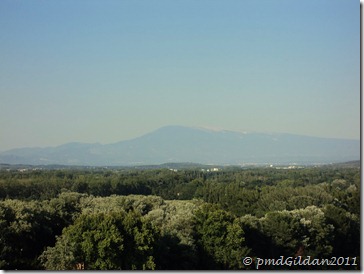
[0,125,360,166]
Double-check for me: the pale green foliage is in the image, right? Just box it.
[152,200,198,247]
[80,195,126,214]
[47,191,89,225]
[331,179,350,190]
[80,194,165,215]
[0,199,56,269]
[256,185,333,215]
[81,194,199,250]
[241,205,334,258]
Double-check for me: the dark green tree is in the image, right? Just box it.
[194,204,249,269]
[40,211,158,270]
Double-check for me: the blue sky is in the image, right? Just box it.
[0,0,360,150]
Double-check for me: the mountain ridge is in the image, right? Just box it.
[0,125,359,166]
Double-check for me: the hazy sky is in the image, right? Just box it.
[0,0,360,151]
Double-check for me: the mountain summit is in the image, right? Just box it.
[0,126,359,166]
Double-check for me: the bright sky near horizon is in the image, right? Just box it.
[0,0,360,151]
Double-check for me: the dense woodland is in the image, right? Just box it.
[0,164,360,270]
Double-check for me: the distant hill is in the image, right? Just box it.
[0,125,360,166]
[324,160,360,169]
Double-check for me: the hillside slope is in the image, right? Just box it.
[0,126,359,165]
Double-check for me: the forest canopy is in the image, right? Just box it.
[0,165,360,270]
